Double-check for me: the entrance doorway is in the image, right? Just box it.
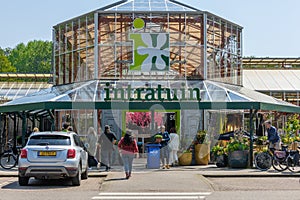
[123,110,180,155]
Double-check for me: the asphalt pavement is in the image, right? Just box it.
[1,157,300,197]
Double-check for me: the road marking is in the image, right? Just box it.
[92,192,211,200]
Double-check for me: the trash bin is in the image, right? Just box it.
[146,143,161,169]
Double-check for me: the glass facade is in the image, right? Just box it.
[0,82,52,103]
[53,0,243,85]
[206,15,242,85]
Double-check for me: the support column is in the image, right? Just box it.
[48,110,55,131]
[151,109,155,134]
[13,113,17,148]
[249,109,258,168]
[21,112,26,147]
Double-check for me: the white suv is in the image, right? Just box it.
[18,131,88,186]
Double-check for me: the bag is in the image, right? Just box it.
[88,154,98,167]
[274,150,286,159]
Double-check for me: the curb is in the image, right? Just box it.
[202,174,300,178]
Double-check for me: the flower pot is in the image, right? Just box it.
[179,152,192,166]
[228,150,249,168]
[194,144,210,165]
[215,154,228,168]
[155,138,162,143]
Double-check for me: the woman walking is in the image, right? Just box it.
[118,131,139,179]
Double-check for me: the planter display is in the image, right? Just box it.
[228,150,249,168]
[215,154,228,167]
[289,142,299,150]
[255,144,267,152]
[179,152,192,166]
[194,144,210,165]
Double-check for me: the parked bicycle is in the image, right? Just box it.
[0,139,22,169]
[286,146,300,173]
[254,144,289,171]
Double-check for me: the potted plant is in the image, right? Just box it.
[283,114,300,150]
[178,148,193,166]
[226,130,250,168]
[211,144,228,167]
[255,136,268,152]
[193,130,210,165]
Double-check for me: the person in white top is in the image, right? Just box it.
[168,127,180,166]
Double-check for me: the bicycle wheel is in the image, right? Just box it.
[287,155,300,173]
[272,157,288,172]
[0,152,17,169]
[254,152,272,171]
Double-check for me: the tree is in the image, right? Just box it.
[0,48,16,73]
[7,40,52,73]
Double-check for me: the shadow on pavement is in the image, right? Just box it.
[104,177,127,182]
[1,178,80,190]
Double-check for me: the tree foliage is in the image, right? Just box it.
[7,40,52,73]
[0,48,16,73]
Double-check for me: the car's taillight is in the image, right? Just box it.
[20,149,27,158]
[67,149,76,158]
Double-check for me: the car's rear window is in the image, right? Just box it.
[28,135,71,146]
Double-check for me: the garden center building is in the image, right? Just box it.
[1,0,300,163]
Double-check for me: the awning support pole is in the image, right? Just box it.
[13,113,17,149]
[249,108,258,168]
[48,110,55,131]
[151,109,155,134]
[21,112,26,146]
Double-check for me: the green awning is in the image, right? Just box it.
[1,80,299,114]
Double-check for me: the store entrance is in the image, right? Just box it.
[124,110,180,155]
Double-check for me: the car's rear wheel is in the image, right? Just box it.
[71,165,81,186]
[81,165,88,180]
[18,176,29,186]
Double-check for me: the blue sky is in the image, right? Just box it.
[1,0,299,57]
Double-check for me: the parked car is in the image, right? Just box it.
[18,131,88,186]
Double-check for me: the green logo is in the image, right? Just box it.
[129,19,170,72]
[133,18,145,29]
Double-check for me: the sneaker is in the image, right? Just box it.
[166,165,170,169]
[162,165,166,169]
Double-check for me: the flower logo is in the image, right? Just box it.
[129,32,170,71]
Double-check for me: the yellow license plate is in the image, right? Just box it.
[38,151,56,156]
